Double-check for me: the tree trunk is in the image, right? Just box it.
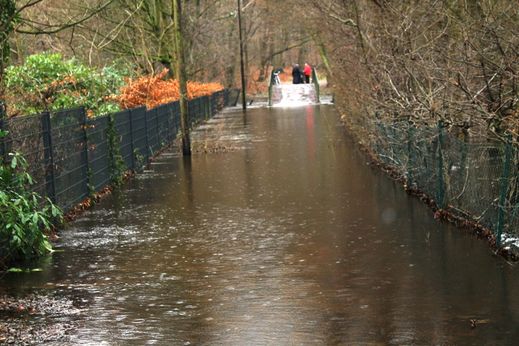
[172,0,191,155]
[0,0,17,97]
[237,0,247,110]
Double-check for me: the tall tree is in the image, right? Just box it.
[172,0,191,155]
[0,0,16,89]
[238,0,247,110]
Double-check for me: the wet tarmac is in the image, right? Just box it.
[1,104,519,345]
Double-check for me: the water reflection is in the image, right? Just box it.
[1,105,518,345]
[305,106,315,162]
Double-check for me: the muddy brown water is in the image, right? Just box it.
[2,105,519,345]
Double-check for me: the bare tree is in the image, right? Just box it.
[297,0,518,138]
[0,0,115,91]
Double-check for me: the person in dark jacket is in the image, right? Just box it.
[292,64,303,84]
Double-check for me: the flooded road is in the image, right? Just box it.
[2,105,519,345]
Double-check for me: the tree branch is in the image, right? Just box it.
[15,0,115,35]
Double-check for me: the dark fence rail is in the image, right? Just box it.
[0,89,238,212]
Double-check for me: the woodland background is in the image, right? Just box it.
[0,0,517,136]
[1,0,518,267]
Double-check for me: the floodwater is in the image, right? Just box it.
[2,104,519,345]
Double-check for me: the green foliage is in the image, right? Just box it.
[4,53,130,116]
[0,139,63,268]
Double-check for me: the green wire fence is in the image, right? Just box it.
[365,118,518,247]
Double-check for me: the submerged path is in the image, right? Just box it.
[270,84,319,106]
[2,104,519,344]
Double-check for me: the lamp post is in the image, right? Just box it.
[237,0,247,111]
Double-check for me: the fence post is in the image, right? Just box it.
[312,68,320,103]
[143,109,150,159]
[199,98,203,121]
[187,100,193,127]
[375,121,388,164]
[0,102,8,163]
[195,99,198,124]
[0,101,5,118]
[0,119,6,163]
[107,113,125,185]
[460,131,469,174]
[406,122,414,188]
[224,89,229,107]
[172,103,177,142]
[268,71,273,107]
[210,94,214,116]
[80,108,91,197]
[166,104,173,143]
[496,133,513,246]
[155,107,161,146]
[206,96,211,120]
[436,120,446,209]
[41,112,57,203]
[128,109,136,170]
[201,98,205,120]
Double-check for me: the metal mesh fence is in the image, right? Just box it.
[3,114,47,197]
[365,119,518,244]
[87,116,111,192]
[129,107,149,164]
[51,108,90,211]
[0,90,235,213]
[156,103,172,147]
[147,107,160,154]
[113,110,134,170]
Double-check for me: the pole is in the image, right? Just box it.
[436,120,446,209]
[406,122,414,188]
[0,101,7,163]
[496,133,513,247]
[237,0,247,111]
[41,112,56,203]
[172,0,191,155]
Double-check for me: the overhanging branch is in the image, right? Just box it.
[14,0,115,35]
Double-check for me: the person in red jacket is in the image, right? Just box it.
[303,63,312,84]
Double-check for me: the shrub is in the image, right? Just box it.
[0,134,62,268]
[117,69,224,109]
[4,53,129,117]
